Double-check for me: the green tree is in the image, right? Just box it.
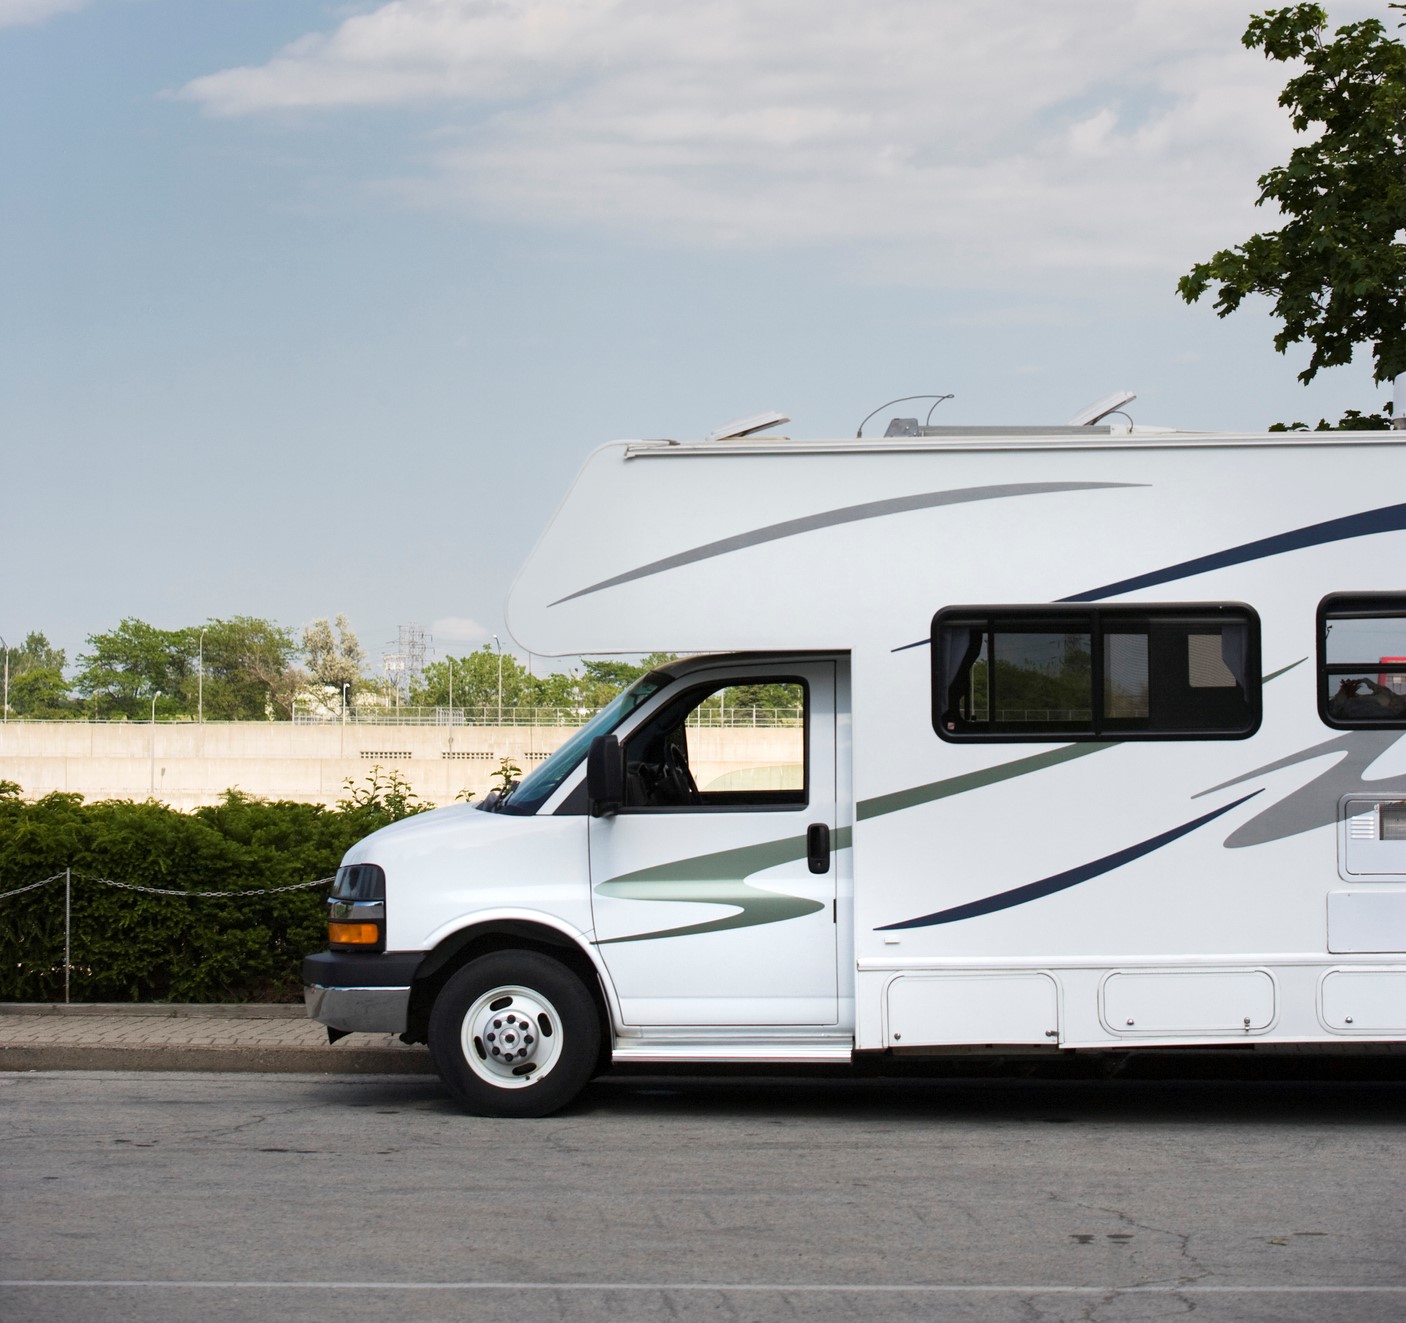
[1178,4,1406,414]
[73,617,300,720]
[412,649,678,718]
[5,632,76,717]
[74,619,190,719]
[199,617,299,720]
[301,615,364,706]
[413,647,537,715]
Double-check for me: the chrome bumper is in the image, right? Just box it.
[304,982,412,1035]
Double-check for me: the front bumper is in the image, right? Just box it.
[302,950,425,1035]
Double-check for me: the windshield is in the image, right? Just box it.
[487,670,672,815]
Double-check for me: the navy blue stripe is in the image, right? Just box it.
[875,790,1261,930]
[891,501,1406,650]
[1061,502,1406,603]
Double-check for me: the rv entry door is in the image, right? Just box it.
[588,661,838,1026]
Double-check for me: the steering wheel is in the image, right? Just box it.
[662,743,698,805]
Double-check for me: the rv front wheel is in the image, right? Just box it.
[428,951,600,1117]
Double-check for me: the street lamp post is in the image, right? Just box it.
[493,635,503,726]
[0,634,8,723]
[198,627,207,724]
[149,690,161,797]
[342,683,350,725]
[447,657,455,753]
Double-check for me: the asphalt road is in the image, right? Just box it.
[2,1068,1403,1323]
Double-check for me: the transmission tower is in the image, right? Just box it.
[383,624,432,702]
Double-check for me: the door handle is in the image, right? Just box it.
[806,823,831,875]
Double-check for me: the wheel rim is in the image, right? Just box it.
[459,983,565,1089]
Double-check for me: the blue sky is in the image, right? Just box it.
[1,0,1392,675]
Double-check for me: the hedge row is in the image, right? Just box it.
[0,771,427,1003]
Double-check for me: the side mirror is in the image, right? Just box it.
[586,734,623,817]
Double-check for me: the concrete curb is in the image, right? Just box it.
[0,1003,435,1076]
[0,1044,435,1074]
[4,1002,308,1018]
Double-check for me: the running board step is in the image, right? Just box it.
[611,1035,854,1065]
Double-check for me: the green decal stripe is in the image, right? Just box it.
[594,827,852,944]
[595,878,825,944]
[856,744,1114,822]
[606,836,802,886]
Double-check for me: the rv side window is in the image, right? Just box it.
[932,604,1260,741]
[621,679,808,810]
[1319,594,1406,727]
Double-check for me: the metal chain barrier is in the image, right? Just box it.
[0,869,335,1003]
[73,872,334,899]
[0,872,66,902]
[0,871,333,901]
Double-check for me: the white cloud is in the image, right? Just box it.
[432,615,491,645]
[0,0,88,27]
[177,1,1384,282]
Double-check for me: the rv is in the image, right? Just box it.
[305,412,1406,1115]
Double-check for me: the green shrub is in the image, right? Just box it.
[0,771,429,1003]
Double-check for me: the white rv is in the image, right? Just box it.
[306,415,1406,1115]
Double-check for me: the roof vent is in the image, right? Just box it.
[705,410,791,442]
[1067,391,1137,427]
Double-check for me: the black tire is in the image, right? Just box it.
[428,950,601,1117]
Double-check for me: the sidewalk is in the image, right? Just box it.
[0,1003,434,1075]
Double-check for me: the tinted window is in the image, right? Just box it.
[934,604,1260,741]
[1319,594,1406,727]
[622,679,808,811]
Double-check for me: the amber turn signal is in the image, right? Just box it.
[328,922,381,945]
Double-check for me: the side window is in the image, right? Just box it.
[1319,594,1406,727]
[933,604,1260,741]
[622,679,807,810]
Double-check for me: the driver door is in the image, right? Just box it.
[588,661,838,1026]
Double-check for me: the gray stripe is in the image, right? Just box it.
[549,482,1142,607]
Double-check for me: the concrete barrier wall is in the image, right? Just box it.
[0,722,805,812]
[0,721,577,811]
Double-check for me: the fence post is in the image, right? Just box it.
[64,867,71,1005]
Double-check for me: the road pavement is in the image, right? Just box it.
[2,1067,1403,1323]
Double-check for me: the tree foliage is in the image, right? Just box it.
[300,615,365,709]
[410,648,678,715]
[1178,4,1406,386]
[73,617,298,720]
[5,632,76,717]
[202,616,300,719]
[25,615,682,724]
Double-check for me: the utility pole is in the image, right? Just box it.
[493,635,503,726]
[149,690,161,797]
